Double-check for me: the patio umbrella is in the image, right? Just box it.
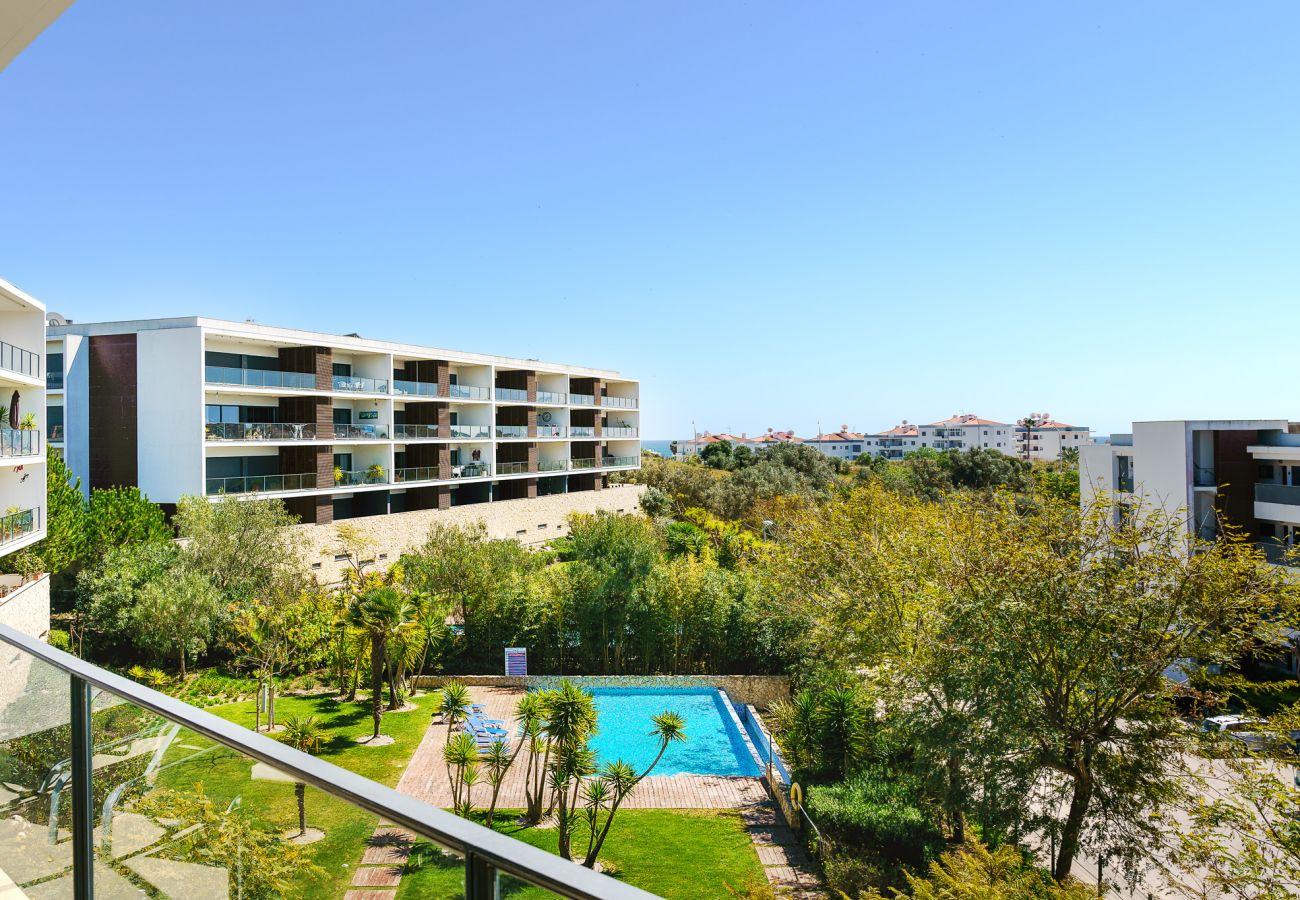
[8,391,17,430]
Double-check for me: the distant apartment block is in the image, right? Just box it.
[0,279,49,640]
[1014,419,1091,461]
[47,317,640,524]
[804,428,867,460]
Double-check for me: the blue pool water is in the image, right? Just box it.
[585,687,760,776]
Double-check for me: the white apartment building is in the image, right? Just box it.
[0,279,50,640]
[1013,419,1092,461]
[805,428,867,460]
[48,317,639,524]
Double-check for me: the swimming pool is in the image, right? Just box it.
[585,687,761,777]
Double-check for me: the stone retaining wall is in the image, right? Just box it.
[412,673,790,710]
[299,484,645,583]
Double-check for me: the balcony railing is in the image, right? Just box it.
[496,461,530,475]
[1194,466,1217,488]
[393,423,440,440]
[333,424,390,440]
[393,379,441,397]
[332,374,389,394]
[335,468,388,486]
[537,390,567,404]
[0,507,39,547]
[0,339,40,380]
[601,396,636,409]
[450,384,491,400]
[602,455,639,467]
[496,425,529,438]
[569,393,595,406]
[46,371,63,390]
[0,623,652,900]
[205,366,316,390]
[0,427,40,457]
[450,424,492,439]
[601,426,638,438]
[205,422,318,441]
[537,425,567,437]
[570,457,598,470]
[206,473,316,495]
[452,462,492,478]
[569,426,596,437]
[538,459,568,472]
[495,387,528,403]
[394,466,441,483]
[1256,482,1300,505]
[48,424,64,442]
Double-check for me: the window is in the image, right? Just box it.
[1259,464,1275,480]
[333,362,352,377]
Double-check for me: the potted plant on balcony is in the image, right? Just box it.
[334,466,345,485]
[18,412,36,431]
[366,463,385,484]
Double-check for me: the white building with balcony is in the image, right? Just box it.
[48,317,640,524]
[1013,419,1092,461]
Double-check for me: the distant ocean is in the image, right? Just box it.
[642,440,675,457]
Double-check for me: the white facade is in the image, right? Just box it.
[49,317,640,523]
[1013,421,1092,461]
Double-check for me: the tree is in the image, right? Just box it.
[348,586,417,739]
[77,540,183,660]
[14,449,87,587]
[540,681,600,860]
[698,439,735,470]
[174,494,304,605]
[85,486,170,560]
[133,567,224,677]
[443,731,481,817]
[279,714,324,837]
[873,836,1094,900]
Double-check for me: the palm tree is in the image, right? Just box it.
[443,731,481,817]
[516,693,551,825]
[541,682,599,860]
[280,714,324,837]
[348,587,418,739]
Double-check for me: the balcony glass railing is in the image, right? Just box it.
[206,473,316,495]
[333,424,390,440]
[0,428,40,457]
[450,424,492,439]
[570,457,598,469]
[335,468,388,486]
[452,461,492,478]
[495,387,529,403]
[496,461,530,475]
[0,623,654,900]
[48,424,64,442]
[332,374,389,394]
[537,424,567,437]
[602,455,639,467]
[394,466,441,483]
[393,423,440,440]
[450,383,491,400]
[496,425,529,438]
[601,396,637,409]
[569,425,596,437]
[601,426,638,438]
[46,371,63,390]
[538,459,568,472]
[569,393,595,406]
[205,366,316,390]
[0,507,39,547]
[537,390,567,404]
[205,422,318,441]
[393,379,441,397]
[0,340,40,380]
[1256,482,1300,505]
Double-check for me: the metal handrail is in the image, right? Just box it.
[0,623,653,900]
[495,387,528,402]
[450,425,492,439]
[570,458,598,469]
[205,422,318,441]
[393,379,442,397]
[536,391,567,405]
[538,459,569,472]
[569,393,595,406]
[450,384,491,400]
[0,339,40,379]
[204,366,316,390]
[333,424,391,440]
[205,473,316,495]
[601,427,638,438]
[601,397,636,409]
[496,461,529,475]
[602,456,639,467]
[0,427,40,457]
[332,374,389,394]
[569,426,596,437]
[496,425,529,438]
[394,466,441,483]
[0,507,39,547]
[536,425,567,437]
[393,424,441,440]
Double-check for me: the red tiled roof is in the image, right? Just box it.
[811,431,865,442]
[876,423,919,437]
[928,414,1007,427]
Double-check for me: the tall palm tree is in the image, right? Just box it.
[348,586,418,739]
[280,714,324,837]
[541,682,599,860]
[443,730,481,817]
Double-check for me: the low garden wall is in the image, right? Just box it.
[412,673,790,710]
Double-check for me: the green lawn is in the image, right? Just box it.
[397,809,767,900]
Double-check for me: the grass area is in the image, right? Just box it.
[151,691,439,900]
[397,809,766,900]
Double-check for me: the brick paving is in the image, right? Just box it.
[742,802,827,898]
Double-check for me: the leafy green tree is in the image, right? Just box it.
[946,448,1032,493]
[870,836,1094,900]
[77,540,184,661]
[698,439,735,470]
[134,567,224,677]
[85,486,170,560]
[279,714,324,837]
[443,731,481,817]
[348,586,417,738]
[14,449,88,589]
[541,681,600,860]
[174,494,304,605]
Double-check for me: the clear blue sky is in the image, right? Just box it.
[3,2,1298,439]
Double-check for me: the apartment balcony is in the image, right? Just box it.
[496,461,530,475]
[333,424,391,440]
[569,393,595,406]
[602,426,638,439]
[1193,466,1217,488]
[570,457,598,470]
[536,390,567,404]
[569,426,596,438]
[452,461,492,478]
[205,422,318,441]
[450,383,492,401]
[450,424,492,439]
[0,624,650,900]
[0,507,40,549]
[335,468,389,487]
[495,387,529,403]
[536,425,567,438]
[0,339,40,382]
[332,374,389,394]
[48,424,63,442]
[0,428,40,458]
[1257,483,1300,505]
[205,473,317,495]
[393,379,441,398]
[205,365,316,391]
[602,455,639,468]
[601,397,636,410]
[46,370,63,390]
[393,466,440,483]
[1256,540,1297,567]
[538,459,569,472]
[496,425,529,438]
[393,424,440,440]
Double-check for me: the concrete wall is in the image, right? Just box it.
[0,574,49,640]
[299,484,646,583]
[138,326,205,503]
[413,673,790,710]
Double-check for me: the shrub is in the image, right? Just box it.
[47,628,71,652]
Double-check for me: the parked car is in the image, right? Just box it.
[1199,715,1297,754]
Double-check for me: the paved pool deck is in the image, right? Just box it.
[395,687,768,809]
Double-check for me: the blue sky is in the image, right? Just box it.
[3,2,1298,439]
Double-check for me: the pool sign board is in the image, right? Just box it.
[505,647,527,676]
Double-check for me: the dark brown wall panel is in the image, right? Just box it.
[1214,429,1259,538]
[87,334,138,490]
